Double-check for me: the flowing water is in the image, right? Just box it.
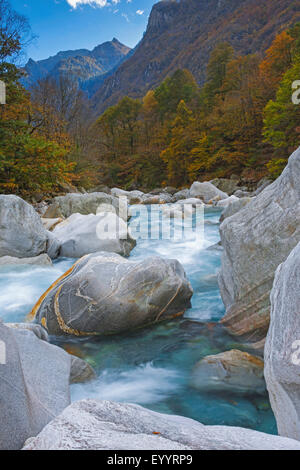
[0,206,277,434]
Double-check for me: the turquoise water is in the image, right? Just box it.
[0,206,277,434]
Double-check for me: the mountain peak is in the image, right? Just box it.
[23,39,131,93]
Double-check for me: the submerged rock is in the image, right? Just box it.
[219,146,300,345]
[69,356,96,384]
[0,320,71,450]
[265,241,300,440]
[22,399,300,450]
[30,252,193,337]
[191,349,265,396]
[53,212,136,258]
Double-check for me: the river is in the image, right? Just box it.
[0,205,276,434]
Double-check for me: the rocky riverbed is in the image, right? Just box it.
[1,152,300,450]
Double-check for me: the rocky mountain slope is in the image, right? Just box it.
[23,38,131,95]
[92,0,300,113]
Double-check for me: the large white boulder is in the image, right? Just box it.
[53,212,135,258]
[0,320,71,450]
[189,181,228,202]
[0,195,59,259]
[44,192,127,220]
[219,146,300,345]
[30,252,193,337]
[265,241,300,440]
[22,399,300,450]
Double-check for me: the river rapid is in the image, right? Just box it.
[0,205,277,434]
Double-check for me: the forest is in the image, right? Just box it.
[0,0,299,197]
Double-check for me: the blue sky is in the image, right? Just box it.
[11,0,157,63]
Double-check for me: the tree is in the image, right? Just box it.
[161,100,195,186]
[154,69,199,121]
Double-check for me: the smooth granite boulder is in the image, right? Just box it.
[216,195,239,208]
[265,241,300,440]
[220,197,252,222]
[210,178,240,196]
[0,254,52,267]
[0,320,71,450]
[44,192,127,220]
[42,217,64,231]
[171,189,190,202]
[53,212,136,258]
[219,146,300,345]
[191,349,265,396]
[5,322,49,341]
[22,399,300,450]
[111,188,144,204]
[189,182,228,203]
[0,195,49,258]
[30,252,193,337]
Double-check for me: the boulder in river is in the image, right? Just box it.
[219,146,300,346]
[220,197,252,222]
[0,195,58,259]
[216,195,239,208]
[0,320,71,450]
[53,212,136,258]
[22,399,300,450]
[171,189,190,202]
[191,349,265,396]
[189,182,228,203]
[210,178,240,196]
[265,241,300,440]
[0,254,52,267]
[30,252,193,337]
[44,192,127,220]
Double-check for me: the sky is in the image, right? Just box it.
[10,0,157,63]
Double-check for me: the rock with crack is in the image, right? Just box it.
[218,146,300,346]
[22,399,300,450]
[265,240,300,441]
[191,349,265,396]
[53,212,136,258]
[29,252,193,337]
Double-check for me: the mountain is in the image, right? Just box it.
[92,0,300,113]
[23,38,131,95]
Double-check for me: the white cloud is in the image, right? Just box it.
[136,9,144,15]
[66,0,109,8]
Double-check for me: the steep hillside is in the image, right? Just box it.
[93,0,300,113]
[23,38,131,95]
